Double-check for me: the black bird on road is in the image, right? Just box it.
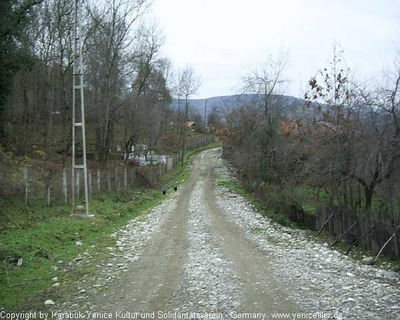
[162,190,166,195]
[174,186,177,192]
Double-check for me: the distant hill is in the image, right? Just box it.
[170,94,308,119]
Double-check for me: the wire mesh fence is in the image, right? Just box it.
[0,136,215,206]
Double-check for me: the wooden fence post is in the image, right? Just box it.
[63,168,68,204]
[115,167,119,190]
[318,212,335,235]
[374,224,400,264]
[76,170,80,200]
[97,169,101,193]
[330,221,358,248]
[88,171,92,197]
[107,172,111,192]
[124,167,127,189]
[46,171,51,207]
[24,167,29,205]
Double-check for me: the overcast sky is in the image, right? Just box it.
[151,0,400,99]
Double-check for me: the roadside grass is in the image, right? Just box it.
[295,187,330,216]
[295,186,392,215]
[0,188,163,311]
[0,140,219,311]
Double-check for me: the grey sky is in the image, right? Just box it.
[152,0,400,99]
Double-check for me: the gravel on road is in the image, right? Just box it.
[49,148,400,320]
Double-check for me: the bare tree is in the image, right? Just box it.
[6,0,75,163]
[177,66,200,166]
[85,0,151,162]
[124,57,173,158]
[121,23,166,158]
[304,45,400,210]
[241,50,288,119]
[351,55,400,210]
[239,51,289,183]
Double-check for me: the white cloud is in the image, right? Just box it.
[151,0,400,98]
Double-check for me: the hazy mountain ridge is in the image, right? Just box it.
[171,94,308,119]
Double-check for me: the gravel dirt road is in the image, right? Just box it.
[55,148,400,320]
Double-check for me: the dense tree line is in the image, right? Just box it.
[0,0,199,165]
[0,0,43,143]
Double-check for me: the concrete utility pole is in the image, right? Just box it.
[71,0,90,217]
